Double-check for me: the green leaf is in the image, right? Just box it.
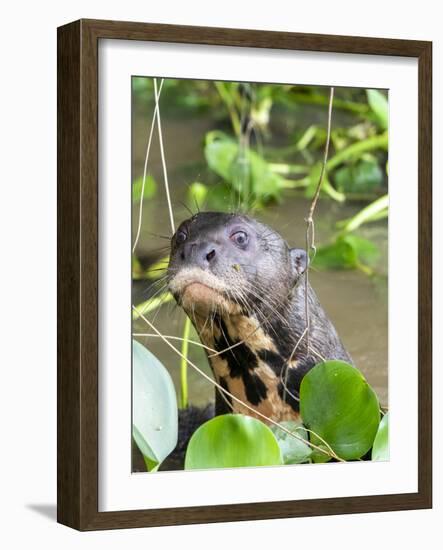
[249,155,283,203]
[132,340,178,471]
[313,235,379,271]
[132,175,157,202]
[204,132,285,207]
[310,442,332,464]
[334,159,383,194]
[205,133,238,181]
[372,413,389,461]
[300,361,380,460]
[185,414,283,470]
[313,237,357,270]
[366,90,388,130]
[270,421,312,464]
[343,235,379,265]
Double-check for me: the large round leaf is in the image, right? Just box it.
[300,361,380,460]
[185,414,282,470]
[132,340,178,471]
[372,412,389,461]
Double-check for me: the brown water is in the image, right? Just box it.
[132,101,388,407]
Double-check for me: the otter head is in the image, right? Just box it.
[167,212,307,318]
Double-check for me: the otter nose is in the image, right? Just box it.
[199,242,217,267]
[206,248,216,262]
[182,241,217,268]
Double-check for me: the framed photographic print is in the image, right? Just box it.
[57,19,432,530]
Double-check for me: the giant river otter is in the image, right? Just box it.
[153,211,352,469]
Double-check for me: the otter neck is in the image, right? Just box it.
[191,309,301,423]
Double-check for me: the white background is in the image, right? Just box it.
[0,0,441,548]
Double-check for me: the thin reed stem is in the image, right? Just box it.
[132,79,164,253]
[154,78,175,235]
[304,87,334,352]
[133,332,217,354]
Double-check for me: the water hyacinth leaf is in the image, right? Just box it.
[229,150,252,196]
[205,133,238,181]
[132,340,178,471]
[372,413,389,461]
[310,442,332,464]
[249,154,284,203]
[343,235,379,265]
[313,237,357,270]
[185,414,283,470]
[271,421,312,464]
[232,148,284,205]
[300,361,380,460]
[205,132,285,205]
[132,174,157,202]
[313,234,379,271]
[366,89,388,130]
[334,159,383,194]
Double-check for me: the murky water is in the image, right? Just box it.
[132,99,388,408]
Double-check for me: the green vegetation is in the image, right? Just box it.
[132,340,178,472]
[132,341,387,470]
[131,79,389,472]
[300,361,380,461]
[185,414,283,470]
[372,412,390,461]
[270,420,312,464]
[132,78,388,275]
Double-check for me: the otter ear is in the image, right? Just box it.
[290,248,308,276]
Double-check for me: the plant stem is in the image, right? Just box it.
[180,317,191,409]
[214,82,241,136]
[327,132,388,171]
[289,90,370,115]
[132,79,164,254]
[305,87,335,353]
[339,194,388,233]
[269,163,309,175]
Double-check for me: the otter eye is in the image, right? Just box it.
[230,230,249,248]
[175,230,187,244]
